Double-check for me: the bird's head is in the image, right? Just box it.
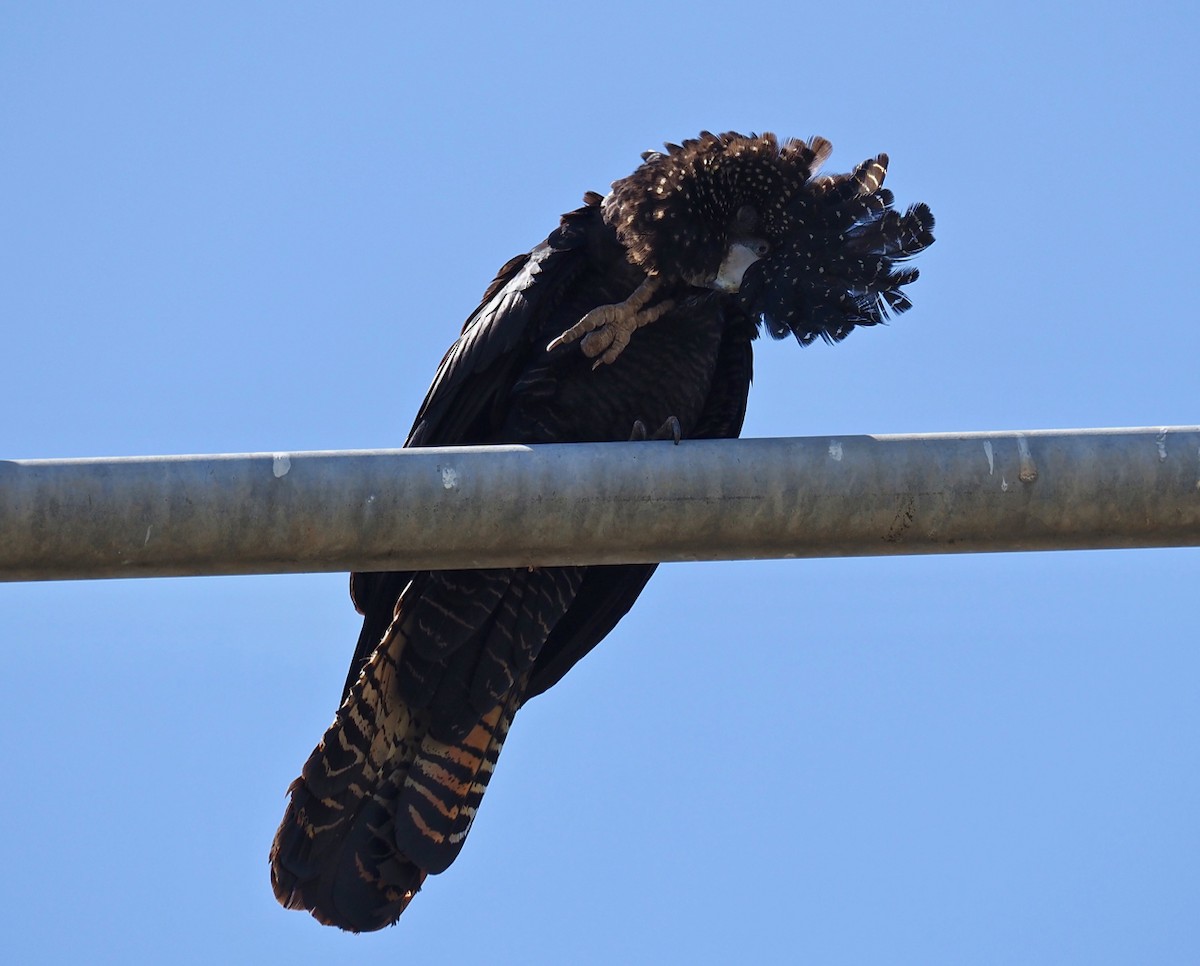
[708,204,770,294]
[602,131,829,290]
[604,131,935,345]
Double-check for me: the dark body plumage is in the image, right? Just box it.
[270,132,934,932]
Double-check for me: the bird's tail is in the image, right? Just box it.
[269,615,523,932]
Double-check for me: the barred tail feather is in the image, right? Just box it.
[393,684,522,873]
[270,615,524,932]
[270,618,427,931]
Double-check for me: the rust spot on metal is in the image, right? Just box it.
[1016,434,1038,483]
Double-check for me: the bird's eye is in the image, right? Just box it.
[753,240,770,257]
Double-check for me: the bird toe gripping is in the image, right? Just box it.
[628,415,682,444]
[546,276,672,368]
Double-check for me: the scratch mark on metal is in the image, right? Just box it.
[983,440,995,475]
[1156,430,1168,462]
[828,441,843,461]
[883,496,916,543]
[442,467,459,490]
[272,454,292,478]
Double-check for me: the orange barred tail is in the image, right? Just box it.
[393,688,521,874]
[269,605,526,932]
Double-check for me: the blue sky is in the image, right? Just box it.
[3,3,1198,963]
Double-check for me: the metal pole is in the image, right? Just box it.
[2,427,1198,582]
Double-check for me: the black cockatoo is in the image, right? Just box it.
[270,131,934,931]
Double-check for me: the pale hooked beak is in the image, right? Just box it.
[709,238,768,293]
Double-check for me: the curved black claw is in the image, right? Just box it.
[628,416,682,445]
[655,416,683,445]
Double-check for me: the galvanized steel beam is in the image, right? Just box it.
[2,427,1199,581]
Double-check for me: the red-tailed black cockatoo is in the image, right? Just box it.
[270,131,935,931]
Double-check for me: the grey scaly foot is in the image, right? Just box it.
[546,276,674,368]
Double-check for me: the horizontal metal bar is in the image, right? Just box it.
[2,427,1199,581]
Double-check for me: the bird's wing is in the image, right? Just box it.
[341,207,596,703]
[524,563,657,699]
[406,211,593,447]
